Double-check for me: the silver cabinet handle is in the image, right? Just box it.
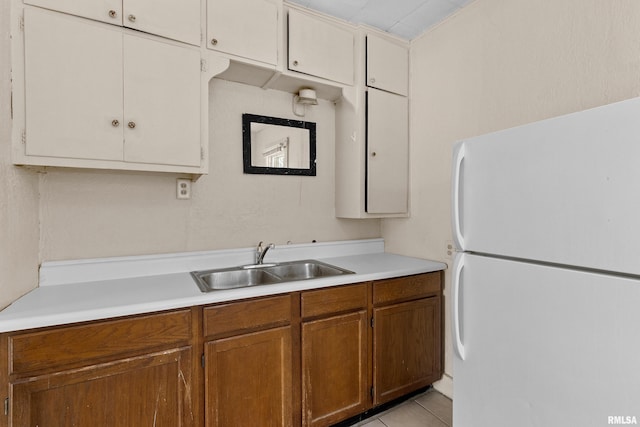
[210,38,218,46]
[128,14,136,22]
[111,119,120,127]
[128,121,136,129]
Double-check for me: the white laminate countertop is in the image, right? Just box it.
[0,239,447,333]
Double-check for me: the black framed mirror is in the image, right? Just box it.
[242,114,317,176]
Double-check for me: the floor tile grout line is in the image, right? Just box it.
[413,397,451,427]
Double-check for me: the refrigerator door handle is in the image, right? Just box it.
[452,252,466,360]
[452,141,465,250]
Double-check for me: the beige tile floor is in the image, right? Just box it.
[350,390,452,427]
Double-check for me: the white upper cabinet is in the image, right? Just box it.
[123,35,202,167]
[123,0,201,46]
[23,8,203,171]
[366,88,409,214]
[288,9,354,86]
[24,8,124,161]
[207,0,280,66]
[366,34,408,96]
[24,0,201,45]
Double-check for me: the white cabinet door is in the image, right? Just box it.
[24,0,122,27]
[366,34,408,96]
[123,35,202,167]
[24,8,124,161]
[366,88,408,214]
[207,0,279,65]
[124,0,201,45]
[288,9,354,85]
[24,0,200,45]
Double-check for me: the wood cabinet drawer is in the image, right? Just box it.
[10,309,192,375]
[203,295,292,338]
[373,272,441,306]
[301,283,368,319]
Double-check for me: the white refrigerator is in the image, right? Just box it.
[451,96,640,426]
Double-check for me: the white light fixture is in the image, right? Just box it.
[293,88,318,117]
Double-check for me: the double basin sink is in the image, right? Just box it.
[191,260,355,292]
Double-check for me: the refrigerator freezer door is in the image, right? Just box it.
[453,253,640,427]
[452,96,640,275]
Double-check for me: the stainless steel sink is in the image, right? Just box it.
[191,260,354,292]
[266,261,352,280]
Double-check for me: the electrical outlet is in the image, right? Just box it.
[176,178,191,200]
[445,240,455,259]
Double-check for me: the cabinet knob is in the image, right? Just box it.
[210,38,218,46]
[111,119,120,127]
[369,78,376,84]
[128,14,136,22]
[371,152,377,157]
[292,60,299,67]
[128,121,136,129]
[108,9,117,18]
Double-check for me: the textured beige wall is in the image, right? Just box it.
[0,1,40,308]
[383,0,640,392]
[39,79,380,260]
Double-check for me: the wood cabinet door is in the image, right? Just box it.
[301,311,369,427]
[11,347,194,427]
[125,0,201,45]
[373,297,442,405]
[366,88,409,214]
[207,0,280,65]
[366,34,408,96]
[24,8,124,161]
[288,9,354,85]
[205,327,293,427]
[123,34,202,167]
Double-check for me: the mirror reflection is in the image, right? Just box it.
[243,114,316,176]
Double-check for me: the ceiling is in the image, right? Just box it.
[286,0,473,40]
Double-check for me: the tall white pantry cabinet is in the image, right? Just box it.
[336,31,409,218]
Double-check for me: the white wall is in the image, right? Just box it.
[0,0,40,309]
[383,0,640,396]
[38,79,380,261]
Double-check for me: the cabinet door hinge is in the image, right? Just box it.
[370,386,374,399]
[19,15,24,31]
[201,353,205,368]
[21,129,26,144]
[200,59,207,73]
[4,397,8,416]
[201,146,205,160]
[370,316,374,328]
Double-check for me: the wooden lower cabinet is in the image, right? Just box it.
[205,327,293,427]
[372,272,444,406]
[373,297,442,405]
[302,311,369,426]
[3,309,195,427]
[12,347,193,426]
[202,295,295,427]
[0,272,443,427]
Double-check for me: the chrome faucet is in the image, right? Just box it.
[256,241,275,264]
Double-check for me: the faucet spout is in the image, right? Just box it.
[256,242,275,265]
